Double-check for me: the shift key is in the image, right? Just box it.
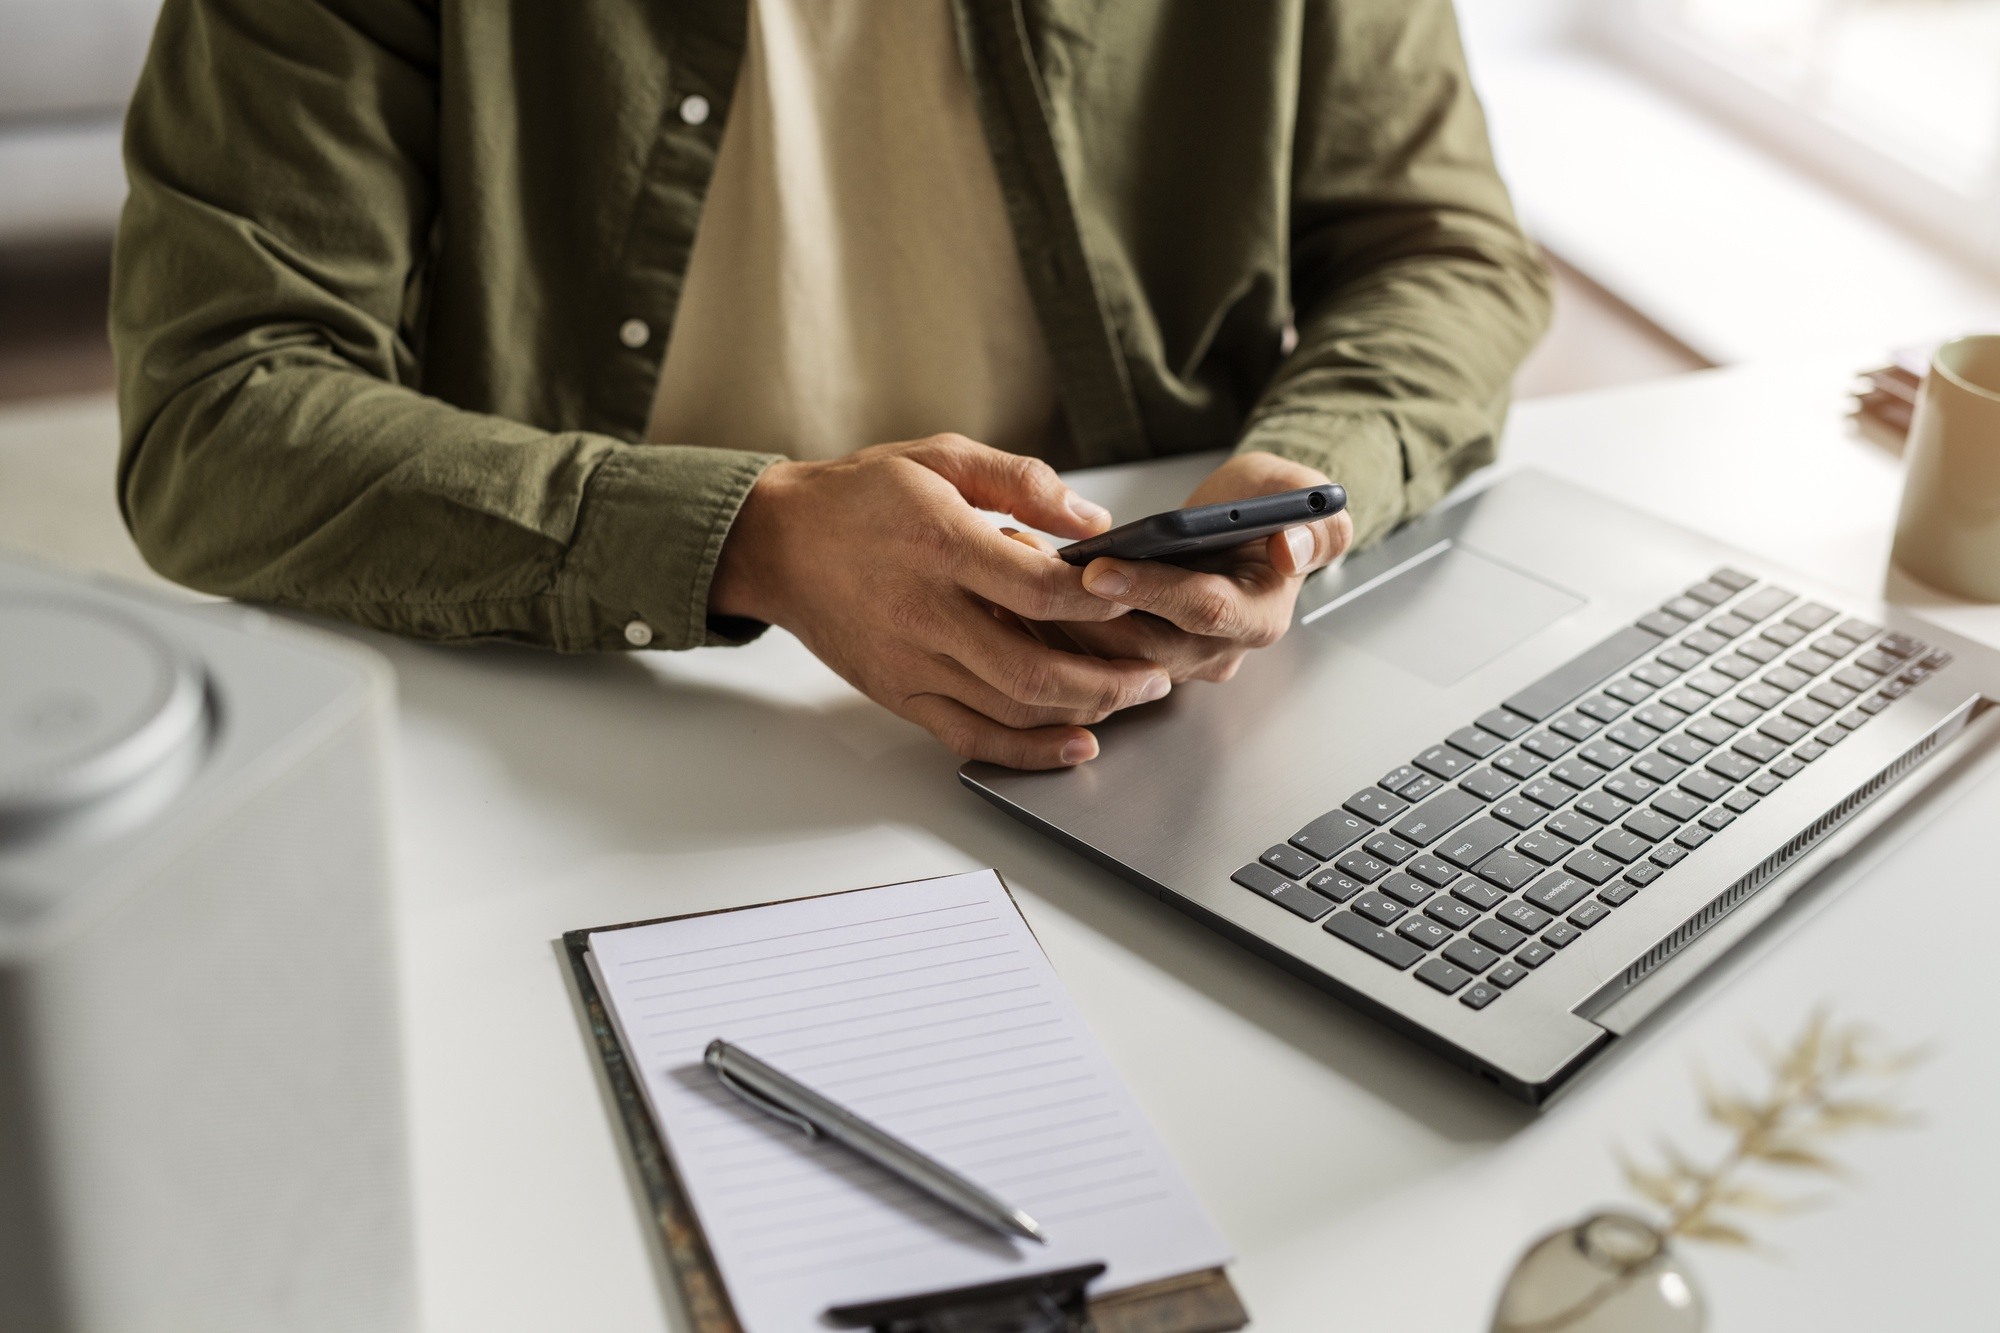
[1436,817,1514,870]
[1391,788,1485,847]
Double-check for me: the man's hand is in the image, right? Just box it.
[1029,452,1353,682]
[709,435,1172,769]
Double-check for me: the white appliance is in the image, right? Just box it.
[0,556,412,1332]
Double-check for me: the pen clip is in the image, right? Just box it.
[709,1047,819,1139]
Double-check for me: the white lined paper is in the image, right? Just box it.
[587,870,1228,1333]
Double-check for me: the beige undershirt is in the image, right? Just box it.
[645,0,1058,460]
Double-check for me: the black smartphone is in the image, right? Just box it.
[1057,483,1346,566]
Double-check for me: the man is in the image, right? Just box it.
[112,0,1550,770]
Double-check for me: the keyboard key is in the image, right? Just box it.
[1723,789,1761,814]
[1710,654,1758,680]
[1662,687,1712,714]
[1836,617,1881,641]
[1365,832,1418,863]
[1550,759,1607,791]
[1635,610,1688,638]
[1788,650,1836,676]
[1379,872,1436,907]
[1784,699,1835,728]
[1630,661,1680,689]
[1351,891,1406,925]
[1502,624,1665,722]
[1290,810,1370,859]
[1578,693,1629,723]
[1437,817,1516,870]
[1522,777,1579,810]
[1398,916,1452,951]
[1500,899,1554,932]
[1809,682,1859,710]
[1681,629,1730,655]
[1650,843,1689,868]
[1732,585,1793,620]
[1784,602,1836,631]
[1837,711,1868,731]
[1546,810,1605,843]
[1685,579,1733,606]
[1758,715,1810,745]
[1812,635,1854,660]
[1391,787,1485,846]
[1343,787,1408,825]
[1763,665,1813,693]
[1416,957,1472,994]
[1564,850,1622,884]
[1515,940,1556,968]
[1551,712,1604,743]
[1706,751,1759,782]
[1770,755,1806,778]
[1522,730,1576,760]
[1523,872,1590,913]
[1407,854,1460,888]
[1491,799,1542,830]
[1415,744,1471,780]
[1737,682,1788,709]
[1663,595,1709,621]
[1326,911,1423,969]
[1447,725,1504,759]
[1878,632,1924,659]
[1568,901,1612,930]
[1710,567,1756,591]
[1261,844,1322,879]
[1736,638,1781,664]
[1604,771,1660,803]
[1675,825,1713,849]
[1623,809,1679,842]
[1699,808,1737,831]
[1459,767,1517,801]
[1306,869,1366,902]
[1686,715,1739,745]
[1659,733,1714,765]
[1233,862,1331,916]
[1444,937,1499,972]
[1707,613,1754,639]
[1493,748,1548,780]
[1460,981,1501,1009]
[1633,752,1687,784]
[1575,791,1634,823]
[1711,699,1764,727]
[1762,621,1807,650]
[1815,727,1846,747]
[1395,772,1442,802]
[1593,830,1650,864]
[1746,772,1784,796]
[1684,671,1733,697]
[1731,733,1784,763]
[1476,707,1533,740]
[1604,676,1655,704]
[1542,922,1582,948]
[1833,665,1880,691]
[1472,917,1527,952]
[1380,764,1420,794]
[1426,896,1481,930]
[1475,849,1545,890]
[1515,830,1571,865]
[1336,850,1391,882]
[1858,694,1892,715]
[1855,649,1899,675]
[1609,720,1662,750]
[1579,740,1633,770]
[1680,769,1732,801]
[1453,879,1508,911]
[1652,789,1705,821]
[1656,645,1706,671]
[1602,877,1643,902]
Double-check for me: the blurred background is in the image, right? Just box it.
[0,0,1995,407]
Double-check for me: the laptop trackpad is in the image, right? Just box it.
[1308,543,1585,687]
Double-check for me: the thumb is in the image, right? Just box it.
[1267,509,1353,576]
[909,435,1111,539]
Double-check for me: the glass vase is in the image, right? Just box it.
[1490,1211,1705,1333]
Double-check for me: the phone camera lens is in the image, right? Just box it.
[1308,492,1326,512]
[1229,509,1240,522]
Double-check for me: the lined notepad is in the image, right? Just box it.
[586,870,1229,1333]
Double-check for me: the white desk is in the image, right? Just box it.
[2,360,1995,1331]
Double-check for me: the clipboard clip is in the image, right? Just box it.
[825,1262,1105,1333]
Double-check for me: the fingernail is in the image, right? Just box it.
[1061,736,1096,765]
[1139,675,1170,703]
[1285,525,1315,568]
[1066,493,1108,523]
[1085,566,1130,598]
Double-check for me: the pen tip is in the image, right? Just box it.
[1014,1212,1047,1244]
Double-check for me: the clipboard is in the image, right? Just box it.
[561,881,1249,1333]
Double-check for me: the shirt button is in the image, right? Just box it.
[623,619,654,648]
[679,94,710,126]
[618,318,650,349]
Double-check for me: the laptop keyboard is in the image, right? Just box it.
[1232,569,1953,1011]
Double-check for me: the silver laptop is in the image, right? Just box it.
[962,469,2000,1103]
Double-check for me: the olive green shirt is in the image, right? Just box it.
[111,0,1550,653]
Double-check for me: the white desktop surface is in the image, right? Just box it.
[2,360,1994,1331]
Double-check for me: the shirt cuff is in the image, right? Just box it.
[1234,411,1407,550]
[555,443,781,651]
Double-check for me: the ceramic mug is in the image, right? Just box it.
[1892,335,2000,601]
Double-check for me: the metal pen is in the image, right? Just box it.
[704,1038,1047,1245]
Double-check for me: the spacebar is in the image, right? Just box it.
[1502,624,1664,723]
